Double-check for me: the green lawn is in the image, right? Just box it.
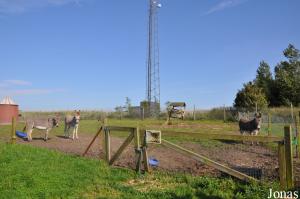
[0,142,278,199]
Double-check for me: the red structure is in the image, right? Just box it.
[0,96,19,125]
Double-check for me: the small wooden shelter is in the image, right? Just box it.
[167,102,186,124]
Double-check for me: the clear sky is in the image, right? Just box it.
[0,0,299,111]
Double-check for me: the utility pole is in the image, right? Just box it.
[223,104,226,122]
[193,105,196,121]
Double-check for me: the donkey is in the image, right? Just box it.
[64,111,80,140]
[25,117,59,141]
[239,112,262,145]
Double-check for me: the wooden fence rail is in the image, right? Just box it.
[162,139,257,182]
[80,124,294,189]
[10,117,16,144]
[161,130,283,142]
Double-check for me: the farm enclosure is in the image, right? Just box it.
[1,118,294,189]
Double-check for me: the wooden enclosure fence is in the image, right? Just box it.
[264,111,300,159]
[82,125,149,173]
[80,123,296,190]
[159,127,294,189]
[7,113,299,189]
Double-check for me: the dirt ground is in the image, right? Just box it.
[15,132,279,180]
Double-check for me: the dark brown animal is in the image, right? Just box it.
[239,113,262,144]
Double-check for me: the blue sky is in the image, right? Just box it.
[0,0,299,111]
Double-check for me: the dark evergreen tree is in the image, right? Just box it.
[234,82,268,110]
[235,44,300,107]
[274,44,300,106]
[254,61,274,104]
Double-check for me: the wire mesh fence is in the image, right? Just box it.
[184,107,299,137]
[144,140,279,185]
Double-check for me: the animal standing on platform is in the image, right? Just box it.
[25,117,59,141]
[64,110,81,140]
[239,112,262,145]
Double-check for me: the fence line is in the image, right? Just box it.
[9,119,296,189]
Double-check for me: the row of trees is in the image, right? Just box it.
[234,44,300,109]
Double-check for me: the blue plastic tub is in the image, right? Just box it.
[149,158,159,166]
[16,131,27,138]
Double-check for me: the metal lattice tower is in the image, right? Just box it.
[146,0,161,105]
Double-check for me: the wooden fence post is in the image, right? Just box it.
[142,131,150,172]
[297,112,300,158]
[133,127,141,172]
[255,102,258,113]
[268,113,271,136]
[295,115,299,158]
[11,117,16,144]
[104,128,111,162]
[133,127,140,149]
[284,126,294,189]
[223,105,226,123]
[193,105,196,121]
[278,141,287,189]
[141,107,144,120]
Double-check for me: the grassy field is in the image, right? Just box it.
[0,119,251,149]
[0,142,278,199]
[0,118,288,154]
[0,118,289,160]
[0,119,239,141]
[1,117,288,135]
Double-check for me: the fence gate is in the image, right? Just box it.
[152,127,294,189]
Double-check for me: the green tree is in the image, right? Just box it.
[274,44,300,106]
[234,82,268,110]
[234,44,300,107]
[283,44,300,62]
[254,61,274,104]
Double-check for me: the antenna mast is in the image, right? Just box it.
[146,0,161,116]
